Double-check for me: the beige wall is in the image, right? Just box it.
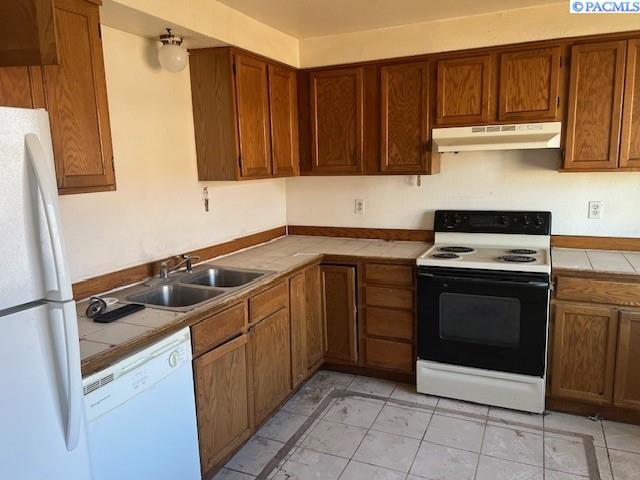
[299,3,640,66]
[286,152,640,237]
[104,0,299,66]
[58,26,287,283]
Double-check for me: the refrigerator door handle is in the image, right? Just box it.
[55,302,84,451]
[25,134,73,301]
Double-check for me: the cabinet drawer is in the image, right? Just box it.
[366,307,414,341]
[250,281,288,324]
[365,286,413,310]
[556,276,640,307]
[192,303,247,357]
[365,264,414,286]
[365,338,414,372]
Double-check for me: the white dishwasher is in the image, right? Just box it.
[82,327,201,480]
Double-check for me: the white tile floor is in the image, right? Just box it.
[215,371,640,480]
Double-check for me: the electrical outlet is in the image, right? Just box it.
[588,201,603,219]
[354,199,365,215]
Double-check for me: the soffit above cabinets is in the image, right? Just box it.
[215,0,563,38]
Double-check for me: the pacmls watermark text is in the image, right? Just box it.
[570,1,640,12]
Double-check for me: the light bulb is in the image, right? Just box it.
[158,43,188,72]
[158,28,188,72]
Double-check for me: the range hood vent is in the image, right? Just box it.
[433,122,562,153]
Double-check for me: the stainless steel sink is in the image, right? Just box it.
[181,267,268,288]
[126,284,225,311]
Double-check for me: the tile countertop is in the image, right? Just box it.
[552,247,640,276]
[78,235,431,375]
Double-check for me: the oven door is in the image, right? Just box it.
[417,267,550,377]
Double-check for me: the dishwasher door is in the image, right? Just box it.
[82,327,201,480]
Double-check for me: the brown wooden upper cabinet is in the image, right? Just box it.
[0,0,115,194]
[436,54,494,126]
[269,64,300,176]
[498,46,562,121]
[189,47,298,180]
[0,0,59,66]
[380,62,431,174]
[45,0,115,194]
[620,39,640,169]
[309,67,365,174]
[234,54,272,178]
[563,40,627,171]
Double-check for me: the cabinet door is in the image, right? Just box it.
[498,46,562,121]
[380,62,430,173]
[550,303,618,405]
[322,265,357,364]
[436,55,493,125]
[0,0,58,66]
[194,335,254,474]
[289,272,308,388]
[310,67,364,173]
[0,66,44,108]
[43,0,115,194]
[621,39,640,169]
[564,41,626,170]
[268,64,299,177]
[614,310,640,410]
[305,265,326,369]
[234,53,272,178]
[251,308,291,424]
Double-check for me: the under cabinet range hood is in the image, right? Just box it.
[432,122,562,153]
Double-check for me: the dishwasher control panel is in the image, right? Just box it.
[82,328,192,422]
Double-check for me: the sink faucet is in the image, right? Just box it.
[159,254,201,279]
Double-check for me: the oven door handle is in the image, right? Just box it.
[417,272,550,289]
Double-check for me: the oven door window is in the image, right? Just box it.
[439,293,520,348]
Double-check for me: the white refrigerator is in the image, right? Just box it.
[0,107,92,479]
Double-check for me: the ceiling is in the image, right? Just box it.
[217,0,564,38]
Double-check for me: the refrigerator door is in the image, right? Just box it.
[0,300,92,479]
[0,107,73,311]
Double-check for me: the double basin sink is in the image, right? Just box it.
[125,266,274,312]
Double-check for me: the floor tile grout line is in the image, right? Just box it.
[471,408,489,480]
[404,404,437,479]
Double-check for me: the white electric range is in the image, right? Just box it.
[416,210,552,413]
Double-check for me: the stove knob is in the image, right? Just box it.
[500,215,510,225]
[535,214,544,226]
[523,215,532,225]
[454,214,463,225]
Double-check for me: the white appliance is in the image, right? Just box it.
[82,327,201,480]
[0,107,93,479]
[432,121,561,153]
[416,210,552,413]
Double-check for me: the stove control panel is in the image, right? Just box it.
[435,210,551,235]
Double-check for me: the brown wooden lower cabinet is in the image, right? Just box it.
[364,337,413,372]
[614,310,640,410]
[289,272,308,388]
[193,334,254,475]
[305,265,326,370]
[251,308,292,424]
[550,302,619,405]
[322,265,358,364]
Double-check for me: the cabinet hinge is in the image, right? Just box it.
[232,63,236,75]
[557,97,560,108]
[98,24,102,39]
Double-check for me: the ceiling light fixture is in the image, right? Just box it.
[158,28,188,72]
